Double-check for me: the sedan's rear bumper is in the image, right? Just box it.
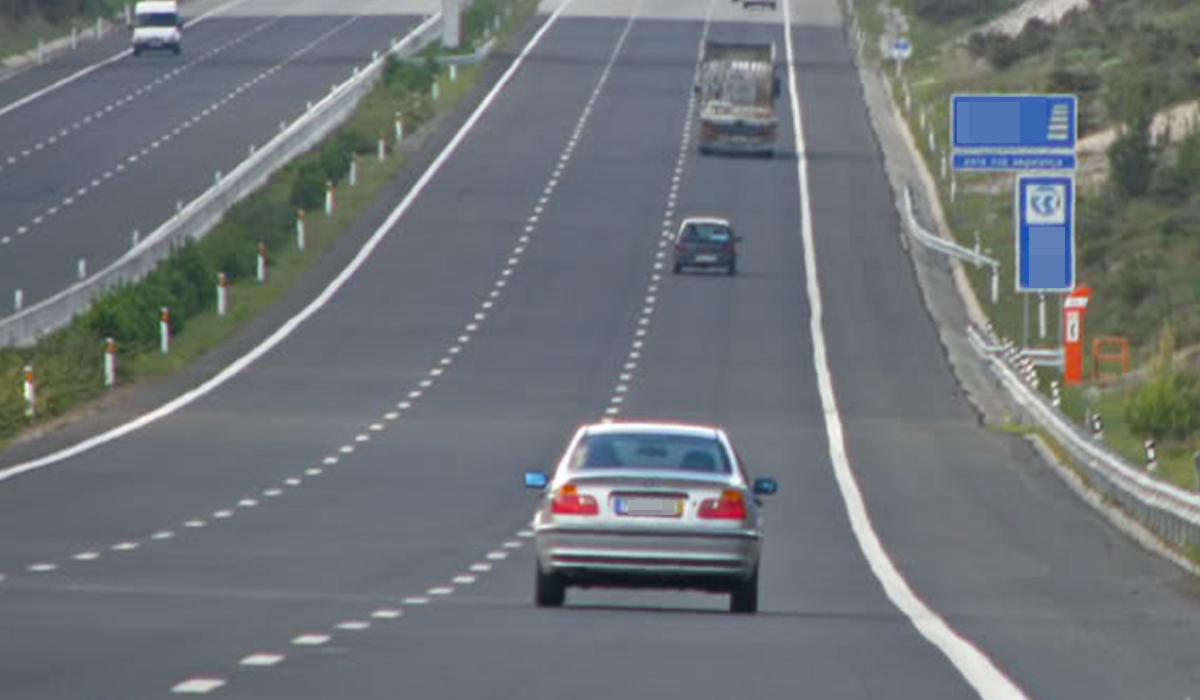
[535,525,761,588]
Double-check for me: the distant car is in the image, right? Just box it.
[673,217,741,275]
[131,0,182,56]
[743,0,778,8]
[524,421,778,613]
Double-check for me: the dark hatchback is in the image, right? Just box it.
[673,217,740,276]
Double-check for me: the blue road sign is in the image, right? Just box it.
[1016,174,1075,292]
[952,94,1077,152]
[892,38,912,60]
[953,153,1076,171]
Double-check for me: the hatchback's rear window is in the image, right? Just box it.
[682,223,732,244]
[571,433,732,474]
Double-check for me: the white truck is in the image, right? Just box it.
[131,1,182,56]
[696,41,780,156]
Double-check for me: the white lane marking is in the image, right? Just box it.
[305,468,322,476]
[398,401,413,410]
[385,411,400,420]
[402,596,430,605]
[184,520,206,528]
[469,563,492,572]
[238,499,258,507]
[240,653,284,667]
[111,542,139,551]
[336,620,371,631]
[171,678,226,694]
[339,445,355,454]
[291,634,330,646]
[369,423,384,431]
[486,551,508,561]
[517,530,534,538]
[777,2,1031,697]
[73,551,100,561]
[152,531,175,540]
[28,563,56,572]
[453,575,476,584]
[427,586,454,596]
[371,609,403,619]
[284,478,302,486]
[0,2,575,485]
[355,434,370,442]
[262,489,283,498]
[324,456,339,465]
[502,540,522,549]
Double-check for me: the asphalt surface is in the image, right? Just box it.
[0,0,430,309]
[0,0,1199,698]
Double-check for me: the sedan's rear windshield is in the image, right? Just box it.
[571,433,732,474]
[681,223,732,244]
[136,12,178,27]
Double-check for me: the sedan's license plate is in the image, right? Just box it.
[695,254,718,263]
[616,497,682,517]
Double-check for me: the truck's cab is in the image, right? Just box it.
[131,1,182,56]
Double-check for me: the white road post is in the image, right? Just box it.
[950,174,957,204]
[990,266,999,304]
[349,155,358,187]
[1051,380,1061,408]
[159,307,170,355]
[1091,413,1104,443]
[132,229,141,247]
[928,129,936,154]
[432,79,440,102]
[78,258,87,280]
[97,17,104,39]
[378,132,387,162]
[38,40,44,65]
[1038,293,1047,338]
[1145,439,1158,473]
[14,288,23,312]
[395,112,404,142]
[72,27,78,50]
[296,209,306,252]
[215,170,222,186]
[256,243,266,284]
[23,365,35,419]
[450,64,457,82]
[104,338,116,388]
[325,181,335,216]
[1193,451,1200,493]
[176,200,183,217]
[217,272,228,316]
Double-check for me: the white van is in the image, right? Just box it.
[132,1,182,56]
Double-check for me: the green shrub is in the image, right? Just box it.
[1126,370,1200,442]
[1109,112,1157,198]
[290,161,326,211]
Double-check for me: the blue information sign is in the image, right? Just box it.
[1016,174,1075,292]
[953,153,1076,171]
[952,94,1077,152]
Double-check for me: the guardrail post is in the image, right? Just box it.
[1144,439,1158,473]
[72,27,78,50]
[14,288,23,312]
[97,17,103,39]
[77,258,87,280]
[176,200,183,217]
[215,170,222,187]
[159,307,170,355]
[217,272,228,316]
[1193,451,1200,492]
[325,181,335,216]
[249,143,256,158]
[296,209,306,252]
[23,365,35,418]
[132,229,140,247]
[104,338,116,388]
[256,243,266,284]
[38,40,44,65]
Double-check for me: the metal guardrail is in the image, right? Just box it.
[969,324,1200,548]
[0,13,445,348]
[903,185,1001,305]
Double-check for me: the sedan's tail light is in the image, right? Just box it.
[550,485,599,515]
[698,490,747,520]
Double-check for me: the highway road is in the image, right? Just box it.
[1,0,1199,698]
[0,0,436,311]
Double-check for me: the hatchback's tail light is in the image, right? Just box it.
[698,490,747,520]
[550,484,599,515]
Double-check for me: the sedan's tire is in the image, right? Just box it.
[727,261,738,276]
[673,262,682,274]
[535,563,565,608]
[730,568,758,613]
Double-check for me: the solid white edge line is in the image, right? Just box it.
[780,2,1029,698]
[0,1,578,485]
[0,0,253,121]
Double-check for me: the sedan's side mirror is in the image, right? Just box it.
[752,477,778,495]
[772,76,782,99]
[525,471,549,489]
